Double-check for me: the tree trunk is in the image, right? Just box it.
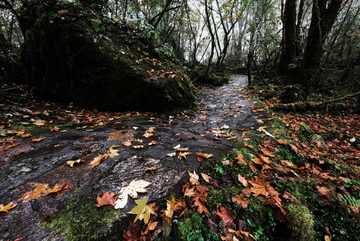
[278,0,297,75]
[299,0,343,94]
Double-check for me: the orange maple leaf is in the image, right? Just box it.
[97,191,118,207]
[49,126,60,132]
[196,152,214,159]
[19,184,49,203]
[249,176,271,197]
[0,201,17,213]
[193,199,209,216]
[44,183,70,196]
[31,137,46,142]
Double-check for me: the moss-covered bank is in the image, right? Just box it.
[20,0,196,112]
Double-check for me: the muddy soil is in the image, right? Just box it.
[0,75,270,241]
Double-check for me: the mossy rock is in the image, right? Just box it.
[20,1,196,112]
[280,85,306,103]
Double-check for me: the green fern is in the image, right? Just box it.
[338,194,360,208]
[309,134,325,144]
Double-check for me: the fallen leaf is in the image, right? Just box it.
[19,184,49,203]
[196,152,214,159]
[122,140,132,146]
[193,199,209,216]
[97,191,118,207]
[215,205,234,229]
[0,201,17,213]
[144,166,156,172]
[19,133,31,138]
[143,132,153,138]
[148,140,157,146]
[44,183,70,196]
[128,198,155,224]
[132,145,144,149]
[238,174,248,187]
[34,119,46,126]
[232,193,249,209]
[178,152,192,160]
[243,143,254,149]
[31,137,46,142]
[84,136,94,141]
[49,126,60,132]
[123,220,141,240]
[166,152,176,157]
[89,154,103,167]
[67,159,85,167]
[188,170,200,185]
[201,173,212,183]
[235,153,247,165]
[249,176,271,197]
[115,180,151,209]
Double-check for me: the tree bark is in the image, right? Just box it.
[278,0,297,75]
[299,0,343,94]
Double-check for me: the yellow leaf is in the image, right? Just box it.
[145,166,156,172]
[128,198,156,224]
[132,145,144,149]
[188,170,199,185]
[143,132,153,138]
[135,138,143,143]
[67,159,85,167]
[178,152,192,160]
[90,154,103,167]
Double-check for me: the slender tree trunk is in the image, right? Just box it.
[205,0,215,75]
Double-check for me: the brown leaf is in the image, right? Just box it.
[215,205,234,229]
[232,194,249,209]
[235,153,247,165]
[243,143,254,149]
[123,220,142,240]
[193,199,209,216]
[201,173,212,183]
[237,174,248,187]
[97,191,118,207]
[260,147,275,157]
[84,136,94,141]
[249,176,271,197]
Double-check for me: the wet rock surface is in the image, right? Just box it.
[0,75,269,240]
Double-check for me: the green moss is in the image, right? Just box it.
[284,202,315,241]
[41,188,123,241]
[207,185,243,207]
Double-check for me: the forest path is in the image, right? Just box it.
[0,75,270,240]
